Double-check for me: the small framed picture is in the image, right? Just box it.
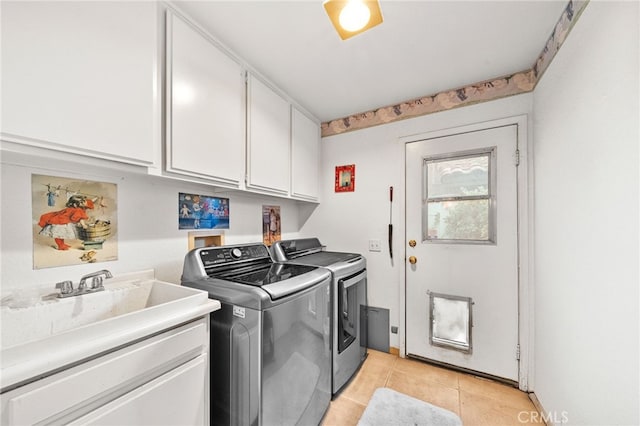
[262,205,281,246]
[178,193,229,230]
[335,164,355,192]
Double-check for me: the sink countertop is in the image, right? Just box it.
[1,271,220,391]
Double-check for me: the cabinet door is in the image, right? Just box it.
[291,107,320,201]
[70,355,208,426]
[247,74,291,195]
[0,1,159,166]
[166,11,245,187]
[0,319,207,425]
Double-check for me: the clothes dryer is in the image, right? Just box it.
[271,238,367,395]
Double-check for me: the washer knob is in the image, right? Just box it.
[230,248,242,259]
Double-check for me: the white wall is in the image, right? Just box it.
[303,4,639,421]
[0,151,306,295]
[300,93,533,349]
[532,2,639,425]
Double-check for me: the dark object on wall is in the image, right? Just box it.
[366,306,390,353]
[388,186,393,259]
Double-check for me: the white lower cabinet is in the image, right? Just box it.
[70,355,207,426]
[0,318,210,426]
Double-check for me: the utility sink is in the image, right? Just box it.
[1,272,207,349]
[0,270,219,390]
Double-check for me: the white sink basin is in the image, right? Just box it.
[1,270,219,390]
[1,273,206,349]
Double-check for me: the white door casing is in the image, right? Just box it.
[405,123,521,382]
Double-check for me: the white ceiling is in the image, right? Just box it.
[175,1,568,123]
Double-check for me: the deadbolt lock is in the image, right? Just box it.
[408,256,417,264]
[408,240,416,248]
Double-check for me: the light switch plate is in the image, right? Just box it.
[369,239,382,252]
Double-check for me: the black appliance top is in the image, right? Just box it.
[182,243,331,304]
[286,251,361,267]
[271,238,362,267]
[276,238,325,257]
[212,262,317,287]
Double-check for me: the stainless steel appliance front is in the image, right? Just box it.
[334,268,367,393]
[182,244,331,425]
[271,238,368,395]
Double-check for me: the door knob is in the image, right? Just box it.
[408,240,416,247]
[408,256,417,264]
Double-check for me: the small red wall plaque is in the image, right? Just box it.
[335,164,355,192]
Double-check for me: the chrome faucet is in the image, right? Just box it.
[56,270,112,298]
[55,280,74,296]
[79,269,113,291]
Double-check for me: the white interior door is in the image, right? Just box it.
[405,125,519,382]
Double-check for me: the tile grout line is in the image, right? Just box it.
[456,372,462,419]
[340,395,367,410]
[385,353,399,388]
[343,351,537,425]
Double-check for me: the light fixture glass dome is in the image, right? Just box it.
[339,0,371,32]
[323,0,384,40]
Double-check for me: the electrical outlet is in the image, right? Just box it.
[391,326,398,334]
[368,239,382,252]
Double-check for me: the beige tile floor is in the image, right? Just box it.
[322,350,544,425]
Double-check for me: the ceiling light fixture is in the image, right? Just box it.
[323,0,383,40]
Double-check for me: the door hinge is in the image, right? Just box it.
[515,149,521,166]
[516,344,521,361]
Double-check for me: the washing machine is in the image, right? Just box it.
[182,243,331,425]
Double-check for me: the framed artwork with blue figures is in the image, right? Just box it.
[179,193,229,230]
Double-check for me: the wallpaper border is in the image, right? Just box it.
[321,0,589,137]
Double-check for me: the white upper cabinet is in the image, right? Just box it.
[291,107,320,201]
[246,74,291,196]
[165,11,245,187]
[0,1,160,166]
[1,2,320,201]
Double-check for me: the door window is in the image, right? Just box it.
[423,149,496,243]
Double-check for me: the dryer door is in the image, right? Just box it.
[337,270,367,354]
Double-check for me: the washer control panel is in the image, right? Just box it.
[199,244,270,268]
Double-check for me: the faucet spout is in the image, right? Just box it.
[78,269,113,291]
[55,270,112,298]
